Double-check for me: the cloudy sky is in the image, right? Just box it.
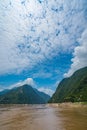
[0,0,87,95]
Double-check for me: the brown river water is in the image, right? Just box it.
[0,104,87,130]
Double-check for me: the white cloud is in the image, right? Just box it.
[10,78,35,89]
[55,80,60,88]
[38,87,54,96]
[0,85,6,92]
[24,78,35,86]
[0,0,87,74]
[64,29,87,77]
[32,71,52,78]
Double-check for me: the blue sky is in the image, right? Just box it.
[0,0,87,95]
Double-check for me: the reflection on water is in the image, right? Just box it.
[0,104,87,130]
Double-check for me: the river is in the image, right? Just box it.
[0,104,87,130]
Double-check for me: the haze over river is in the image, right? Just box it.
[0,104,87,130]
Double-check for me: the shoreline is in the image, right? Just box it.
[0,102,87,108]
[47,102,87,108]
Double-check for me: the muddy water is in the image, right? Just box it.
[0,105,87,130]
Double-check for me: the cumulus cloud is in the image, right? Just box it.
[0,0,87,74]
[38,87,54,96]
[10,78,35,89]
[64,29,87,77]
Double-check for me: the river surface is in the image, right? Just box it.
[0,104,87,130]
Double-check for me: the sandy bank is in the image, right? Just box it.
[47,102,87,108]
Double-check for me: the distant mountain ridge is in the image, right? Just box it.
[0,89,9,96]
[0,85,50,104]
[49,67,87,103]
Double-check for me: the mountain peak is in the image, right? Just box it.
[0,84,50,104]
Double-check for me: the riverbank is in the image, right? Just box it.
[47,102,87,108]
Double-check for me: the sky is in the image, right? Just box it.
[0,0,87,96]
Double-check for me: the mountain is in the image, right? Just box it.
[0,85,50,104]
[34,88,50,103]
[0,89,9,96]
[49,67,87,103]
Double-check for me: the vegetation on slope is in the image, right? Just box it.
[49,67,87,103]
[0,85,50,104]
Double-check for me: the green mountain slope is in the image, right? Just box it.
[34,88,50,103]
[0,89,9,96]
[0,85,50,104]
[49,67,87,103]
